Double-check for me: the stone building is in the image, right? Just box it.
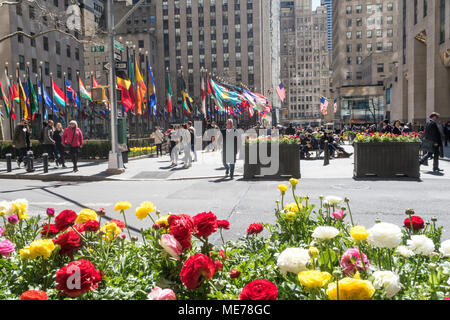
[387,0,450,125]
[332,0,398,126]
[280,0,331,126]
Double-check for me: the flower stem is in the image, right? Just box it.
[121,210,132,240]
[345,202,355,226]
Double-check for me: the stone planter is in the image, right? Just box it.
[354,142,420,178]
[244,143,301,179]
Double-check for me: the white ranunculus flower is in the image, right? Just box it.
[439,240,450,257]
[0,201,14,216]
[396,245,415,258]
[276,248,310,275]
[324,196,343,206]
[372,271,402,299]
[367,222,402,249]
[407,235,435,256]
[312,226,340,240]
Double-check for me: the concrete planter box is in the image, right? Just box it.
[354,142,420,178]
[244,144,301,179]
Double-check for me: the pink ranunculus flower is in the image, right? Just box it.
[147,286,177,300]
[332,210,344,220]
[46,208,55,217]
[340,248,370,275]
[159,234,183,260]
[0,239,15,258]
[8,215,19,224]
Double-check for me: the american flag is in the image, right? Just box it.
[333,99,338,113]
[276,82,286,102]
[320,97,328,115]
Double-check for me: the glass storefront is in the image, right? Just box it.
[340,95,385,124]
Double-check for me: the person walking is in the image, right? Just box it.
[53,122,66,168]
[286,123,296,135]
[62,120,83,172]
[12,118,31,168]
[392,120,402,135]
[444,121,450,147]
[221,119,241,179]
[180,123,192,168]
[42,120,57,162]
[170,124,181,167]
[188,121,198,162]
[420,112,443,173]
[152,126,164,157]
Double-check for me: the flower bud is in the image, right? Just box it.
[333,247,340,255]
[344,197,350,203]
[131,236,138,242]
[428,263,437,271]
[332,270,342,278]
[375,218,381,224]
[431,216,437,222]
[319,195,324,200]
[430,252,439,257]
[308,247,319,258]
[229,269,241,279]
[46,208,55,217]
[405,208,415,216]
[97,208,106,217]
[8,215,19,224]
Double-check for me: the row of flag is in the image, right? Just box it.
[276,82,338,116]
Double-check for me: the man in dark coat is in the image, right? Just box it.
[12,118,31,168]
[221,119,241,179]
[285,123,296,135]
[380,120,392,133]
[420,112,443,172]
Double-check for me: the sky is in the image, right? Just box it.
[312,0,321,10]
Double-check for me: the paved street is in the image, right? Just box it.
[1,145,449,241]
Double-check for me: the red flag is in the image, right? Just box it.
[206,76,212,95]
[93,77,99,88]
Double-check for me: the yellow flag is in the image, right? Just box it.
[134,57,146,115]
[18,79,28,119]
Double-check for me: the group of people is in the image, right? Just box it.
[161,121,198,169]
[12,118,83,172]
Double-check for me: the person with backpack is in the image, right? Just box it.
[42,120,57,163]
[62,120,83,172]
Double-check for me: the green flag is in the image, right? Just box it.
[27,74,38,120]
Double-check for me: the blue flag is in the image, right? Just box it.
[43,86,58,113]
[147,61,157,116]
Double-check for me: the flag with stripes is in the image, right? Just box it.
[320,97,328,115]
[276,82,286,102]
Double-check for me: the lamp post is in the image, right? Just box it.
[63,71,68,125]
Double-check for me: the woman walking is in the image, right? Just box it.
[152,126,164,157]
[62,120,83,172]
[392,120,402,135]
[53,122,66,168]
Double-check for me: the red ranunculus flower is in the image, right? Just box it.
[56,259,102,298]
[247,223,264,235]
[54,210,77,232]
[20,290,48,300]
[73,223,85,233]
[239,279,278,300]
[404,216,425,230]
[109,219,125,230]
[214,260,223,271]
[217,220,230,230]
[83,220,100,232]
[169,214,195,251]
[229,269,241,279]
[179,253,216,290]
[54,230,83,257]
[193,212,218,238]
[41,223,60,238]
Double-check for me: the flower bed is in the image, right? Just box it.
[354,132,421,143]
[0,182,449,300]
[128,146,157,158]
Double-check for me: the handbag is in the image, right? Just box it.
[65,127,77,153]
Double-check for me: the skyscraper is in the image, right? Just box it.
[321,0,333,53]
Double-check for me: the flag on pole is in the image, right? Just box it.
[12,82,19,103]
[4,71,16,119]
[42,85,58,113]
[166,73,173,114]
[0,80,12,118]
[27,73,38,120]
[276,82,286,102]
[37,80,48,120]
[333,99,338,113]
[52,79,68,107]
[180,76,193,114]
[18,78,29,119]
[117,76,134,112]
[147,61,157,116]
[92,77,99,88]
[66,79,79,107]
[79,78,92,101]
[320,97,328,115]
[201,75,206,116]
[134,56,146,115]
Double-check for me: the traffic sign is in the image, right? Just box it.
[114,40,125,52]
[115,62,127,71]
[91,45,104,52]
[114,51,122,61]
[103,62,110,71]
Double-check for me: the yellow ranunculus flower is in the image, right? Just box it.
[19,248,31,259]
[156,215,170,226]
[298,270,332,289]
[28,239,55,260]
[135,201,156,220]
[285,211,297,221]
[76,209,98,224]
[11,199,29,220]
[278,184,289,193]
[284,203,303,213]
[289,178,299,187]
[100,222,122,242]
[114,201,132,211]
[350,226,369,241]
[308,247,319,258]
[326,278,375,300]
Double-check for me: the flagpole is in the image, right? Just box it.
[63,72,68,125]
[145,51,150,132]
[50,72,54,120]
[76,71,81,133]
[39,61,44,128]
[16,63,22,120]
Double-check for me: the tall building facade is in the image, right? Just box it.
[387,0,450,124]
[321,0,333,53]
[154,0,274,124]
[280,0,331,126]
[332,0,398,126]
[0,0,85,140]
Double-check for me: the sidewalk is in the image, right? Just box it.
[0,145,449,182]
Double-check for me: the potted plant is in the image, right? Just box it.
[353,132,421,178]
